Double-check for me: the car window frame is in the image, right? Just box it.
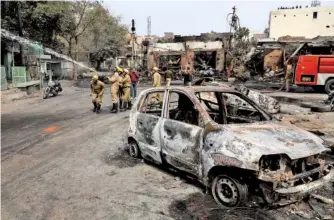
[164,89,201,127]
[220,91,272,122]
[195,91,226,124]
[138,89,167,117]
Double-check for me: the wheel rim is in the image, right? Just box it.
[329,82,334,92]
[216,177,239,206]
[129,142,138,157]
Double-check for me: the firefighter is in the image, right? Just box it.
[114,66,124,109]
[152,67,162,102]
[108,71,121,113]
[120,68,131,112]
[90,75,105,113]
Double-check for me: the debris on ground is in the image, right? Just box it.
[310,194,334,205]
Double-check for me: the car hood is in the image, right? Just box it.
[204,122,327,169]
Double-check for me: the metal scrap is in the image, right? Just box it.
[310,194,334,205]
[128,86,334,207]
[237,85,281,114]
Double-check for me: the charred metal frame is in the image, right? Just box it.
[128,86,333,204]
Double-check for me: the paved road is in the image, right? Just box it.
[2,83,333,220]
[1,85,202,220]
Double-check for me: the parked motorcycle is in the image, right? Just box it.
[43,71,63,99]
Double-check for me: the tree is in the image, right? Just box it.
[1,1,70,51]
[1,0,128,74]
[84,6,128,70]
[234,27,250,41]
[48,1,102,59]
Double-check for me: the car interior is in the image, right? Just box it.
[167,92,199,126]
[140,92,165,117]
[140,90,267,125]
[195,92,267,124]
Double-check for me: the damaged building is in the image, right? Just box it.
[146,33,231,73]
[245,36,334,76]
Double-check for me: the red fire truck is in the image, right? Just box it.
[294,55,334,94]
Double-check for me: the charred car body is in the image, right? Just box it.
[194,77,281,114]
[127,86,333,207]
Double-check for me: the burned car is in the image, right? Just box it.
[194,77,281,114]
[127,86,333,207]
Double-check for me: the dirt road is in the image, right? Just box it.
[1,85,199,220]
[1,83,334,220]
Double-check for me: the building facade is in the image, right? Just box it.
[147,41,225,71]
[269,6,334,40]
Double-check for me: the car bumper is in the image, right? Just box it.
[275,169,334,195]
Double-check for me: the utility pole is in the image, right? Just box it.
[131,19,136,68]
[147,16,151,37]
[225,6,241,80]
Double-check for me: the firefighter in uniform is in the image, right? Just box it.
[113,66,124,109]
[152,67,162,102]
[120,69,132,111]
[108,71,121,113]
[90,75,105,113]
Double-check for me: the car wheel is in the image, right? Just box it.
[129,140,141,158]
[325,79,334,94]
[43,87,50,99]
[211,175,248,207]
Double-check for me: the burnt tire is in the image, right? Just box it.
[300,102,314,108]
[211,175,248,207]
[129,140,141,158]
[325,79,334,94]
[300,101,323,108]
[310,105,333,112]
[43,87,50,99]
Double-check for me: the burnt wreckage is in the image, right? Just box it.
[127,86,334,207]
[193,77,281,114]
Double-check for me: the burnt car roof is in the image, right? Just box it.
[145,86,237,93]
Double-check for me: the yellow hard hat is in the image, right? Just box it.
[92,75,98,80]
[153,67,159,71]
[115,66,123,73]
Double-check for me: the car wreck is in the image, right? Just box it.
[193,77,281,114]
[127,86,333,207]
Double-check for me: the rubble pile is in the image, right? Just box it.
[244,49,264,76]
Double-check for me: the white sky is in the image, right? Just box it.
[105,0,334,36]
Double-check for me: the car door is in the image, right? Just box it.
[160,90,203,175]
[135,90,167,164]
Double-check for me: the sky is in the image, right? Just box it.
[105,0,334,36]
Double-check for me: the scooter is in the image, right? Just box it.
[43,71,63,99]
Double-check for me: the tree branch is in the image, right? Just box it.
[75,7,99,38]
[74,1,88,31]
